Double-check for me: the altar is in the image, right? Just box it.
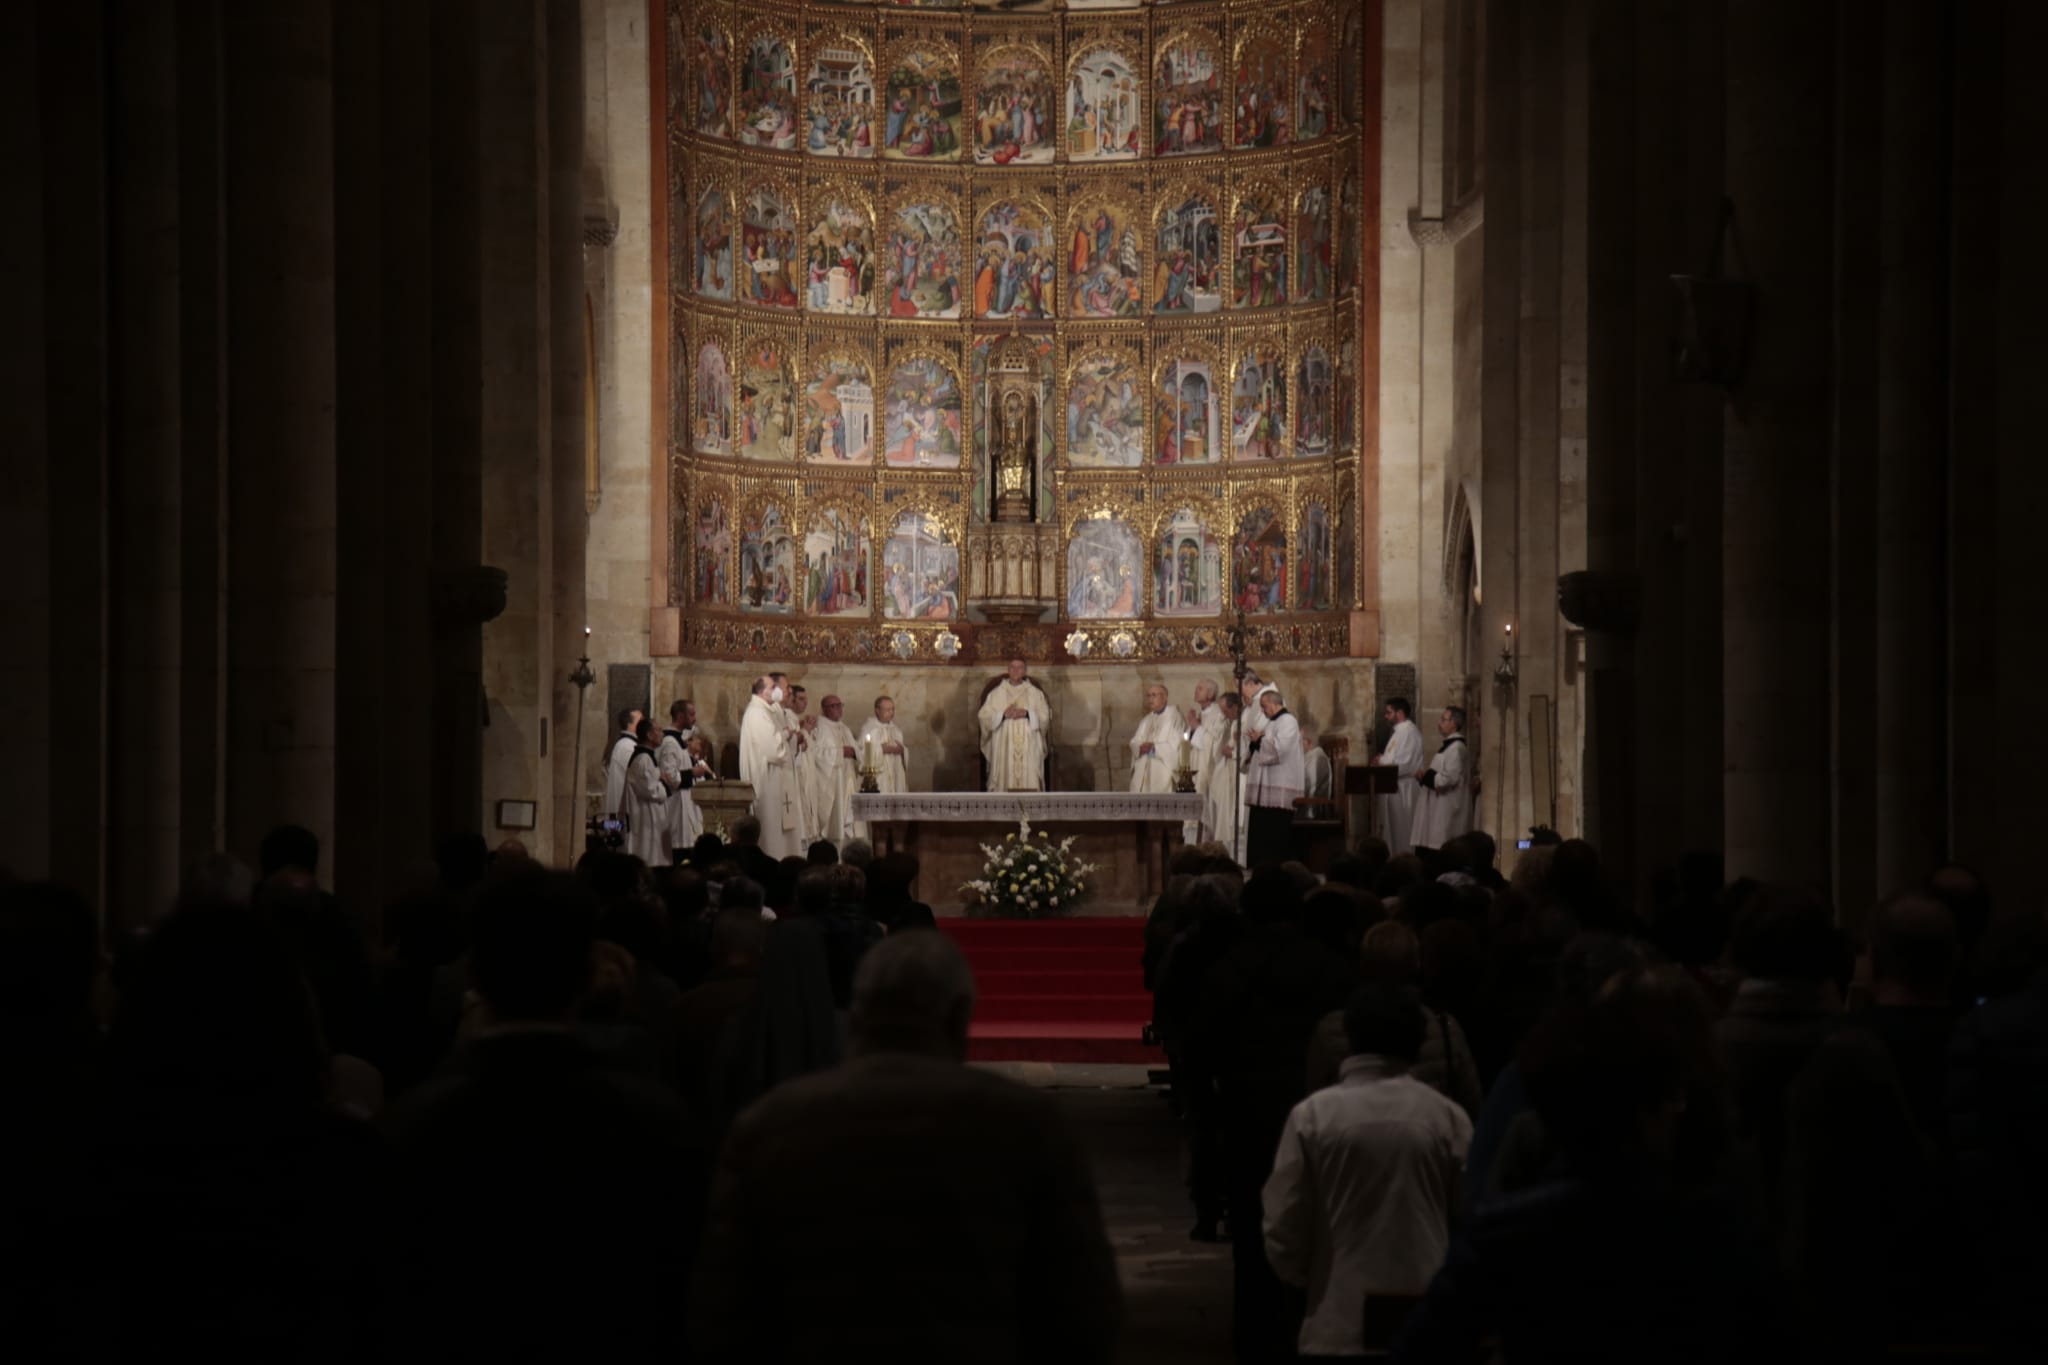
[850,791,1205,917]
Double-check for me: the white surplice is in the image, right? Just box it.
[855,717,908,840]
[1373,718,1425,854]
[1186,701,1227,842]
[621,748,670,866]
[1128,705,1182,795]
[977,678,1050,792]
[1413,733,1473,850]
[738,695,802,858]
[1208,717,1244,859]
[806,715,859,846]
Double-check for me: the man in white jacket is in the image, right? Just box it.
[1413,706,1473,851]
[1243,689,1303,868]
[603,707,642,817]
[1128,683,1181,794]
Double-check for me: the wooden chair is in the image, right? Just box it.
[1290,735,1350,870]
[977,673,1056,791]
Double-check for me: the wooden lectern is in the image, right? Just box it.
[1352,763,1399,844]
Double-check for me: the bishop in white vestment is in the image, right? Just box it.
[783,683,819,844]
[1372,700,1426,855]
[977,658,1050,792]
[1302,732,1334,799]
[1414,707,1475,850]
[738,678,802,858]
[806,694,860,847]
[1207,696,1245,859]
[1128,683,1181,794]
[620,720,671,866]
[1185,680,1227,843]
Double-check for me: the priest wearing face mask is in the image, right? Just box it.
[739,675,803,858]
[1242,689,1304,869]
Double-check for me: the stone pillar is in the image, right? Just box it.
[1719,0,1835,889]
[550,0,591,864]
[0,3,56,882]
[107,2,187,917]
[479,0,556,853]
[223,2,339,869]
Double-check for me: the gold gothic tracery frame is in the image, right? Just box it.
[657,0,1377,664]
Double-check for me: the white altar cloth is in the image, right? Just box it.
[850,791,1204,824]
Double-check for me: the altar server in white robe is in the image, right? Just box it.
[1414,705,1475,851]
[1185,679,1227,842]
[1128,683,1181,794]
[657,701,712,859]
[806,694,860,846]
[738,676,803,857]
[1243,690,1305,868]
[603,707,643,816]
[1372,697,1426,854]
[978,657,1050,792]
[621,718,671,866]
[857,696,909,839]
[780,680,819,842]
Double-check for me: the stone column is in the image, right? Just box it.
[222,2,339,869]
[550,0,591,864]
[1719,0,1835,889]
[1476,0,1521,844]
[107,2,187,918]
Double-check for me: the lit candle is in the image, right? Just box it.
[866,735,878,768]
[1179,737,1193,768]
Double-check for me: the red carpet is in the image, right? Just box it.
[940,917,1164,1065]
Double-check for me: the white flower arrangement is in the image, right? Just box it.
[960,815,1099,919]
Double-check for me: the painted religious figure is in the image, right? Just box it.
[1069,202,1142,317]
[695,189,733,301]
[695,496,731,605]
[1298,27,1332,140]
[694,340,733,455]
[971,336,1055,523]
[739,504,798,614]
[974,47,1053,166]
[1338,3,1363,129]
[884,356,963,468]
[885,202,964,319]
[1295,344,1334,459]
[1154,36,1223,156]
[1155,192,1221,314]
[1337,170,1361,297]
[1066,518,1144,620]
[882,50,963,161]
[1234,36,1291,148]
[804,197,875,315]
[1233,193,1289,309]
[1066,352,1145,468]
[741,187,800,309]
[1296,185,1333,301]
[975,201,1055,320]
[1334,497,1356,607]
[737,33,798,150]
[804,509,870,617]
[1232,349,1288,461]
[805,39,875,158]
[1156,358,1218,465]
[693,23,732,139]
[737,345,797,461]
[1155,508,1223,616]
[1298,502,1333,610]
[1233,505,1287,614]
[1335,339,1359,451]
[882,512,960,620]
[1067,49,1140,161]
[804,356,875,463]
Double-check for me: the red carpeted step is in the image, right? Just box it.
[972,993,1154,1024]
[955,946,1136,975]
[965,1022,1165,1065]
[975,969,1135,998]
[940,919,1148,949]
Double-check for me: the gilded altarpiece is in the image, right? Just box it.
[660,0,1374,665]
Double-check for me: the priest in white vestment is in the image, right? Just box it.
[856,696,910,840]
[782,681,819,844]
[1301,731,1334,799]
[1414,705,1475,851]
[1208,694,1245,859]
[806,694,860,847]
[978,657,1050,792]
[738,676,803,857]
[1185,680,1226,843]
[620,718,671,866]
[1128,683,1181,794]
[1372,697,1426,854]
[603,707,642,816]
